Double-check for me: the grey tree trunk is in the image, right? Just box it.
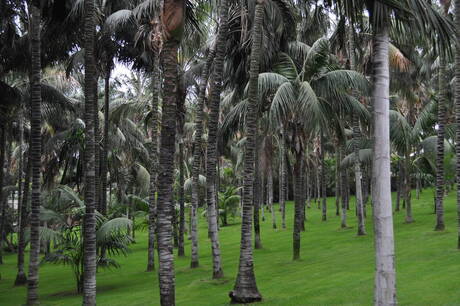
[404,151,413,223]
[267,150,276,229]
[0,125,5,265]
[320,135,327,221]
[371,20,397,306]
[293,153,304,260]
[82,0,98,303]
[456,0,460,249]
[147,53,160,272]
[15,117,28,286]
[190,46,216,268]
[156,38,180,305]
[26,5,42,305]
[253,127,262,249]
[100,60,112,217]
[229,1,265,303]
[204,0,229,279]
[279,125,286,229]
[435,52,447,231]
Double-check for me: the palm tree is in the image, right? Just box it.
[82,0,98,304]
[0,122,5,265]
[456,0,460,248]
[190,45,216,268]
[204,0,230,279]
[156,0,184,304]
[229,0,265,303]
[26,3,42,305]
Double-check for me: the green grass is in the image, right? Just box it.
[2,189,460,305]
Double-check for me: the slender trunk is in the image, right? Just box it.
[178,137,185,257]
[15,121,28,286]
[404,152,413,223]
[205,0,229,279]
[82,0,98,304]
[268,152,276,229]
[26,5,42,305]
[253,127,262,249]
[320,135,327,221]
[395,160,402,212]
[147,52,160,272]
[0,126,5,265]
[100,62,111,216]
[94,74,100,212]
[229,1,264,302]
[456,0,460,249]
[435,52,447,231]
[300,158,306,231]
[371,20,397,306]
[340,158,348,228]
[335,149,341,216]
[279,125,286,229]
[156,38,180,306]
[293,153,303,260]
[190,46,216,269]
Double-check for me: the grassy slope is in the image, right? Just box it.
[1,189,460,305]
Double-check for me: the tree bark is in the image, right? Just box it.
[156,38,179,306]
[320,135,327,221]
[82,0,98,303]
[177,134,185,257]
[190,46,216,269]
[456,0,460,248]
[279,125,286,229]
[229,1,265,303]
[0,124,5,265]
[293,153,303,260]
[100,60,112,216]
[253,127,262,249]
[204,0,230,279]
[267,146,276,229]
[371,20,397,306]
[147,52,160,272]
[435,52,447,231]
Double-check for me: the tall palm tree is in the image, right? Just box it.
[190,45,216,268]
[204,0,230,279]
[229,0,265,303]
[456,0,460,248]
[82,0,98,304]
[26,2,42,305]
[0,123,5,265]
[156,0,184,304]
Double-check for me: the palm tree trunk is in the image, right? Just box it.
[404,151,413,223]
[204,0,230,279]
[253,127,262,249]
[147,52,160,272]
[395,160,402,212]
[156,37,180,305]
[94,74,101,211]
[279,125,286,229]
[0,125,5,265]
[26,5,42,305]
[371,20,397,305]
[177,136,185,257]
[190,46,216,269]
[340,147,348,229]
[82,0,98,303]
[100,61,112,216]
[267,150,276,229]
[456,0,460,249]
[335,149,341,216]
[320,135,327,221]
[15,119,28,286]
[435,52,447,231]
[293,153,304,260]
[229,1,265,303]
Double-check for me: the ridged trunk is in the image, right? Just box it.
[94,74,100,211]
[147,53,160,272]
[293,153,303,260]
[435,52,447,231]
[190,46,216,269]
[0,125,5,265]
[350,25,365,235]
[267,151,276,229]
[335,149,341,216]
[279,125,286,229]
[456,0,460,248]
[371,21,397,306]
[100,61,112,216]
[26,5,42,305]
[82,0,98,304]
[229,1,265,303]
[177,136,185,257]
[404,151,413,223]
[320,135,327,221]
[253,127,262,249]
[15,119,28,286]
[157,39,179,305]
[204,0,230,279]
[340,147,348,229]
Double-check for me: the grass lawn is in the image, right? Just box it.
[1,188,460,305]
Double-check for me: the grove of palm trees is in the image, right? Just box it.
[1,0,460,305]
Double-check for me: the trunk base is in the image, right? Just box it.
[404,217,414,224]
[14,272,27,286]
[213,269,224,279]
[229,289,262,304]
[146,265,155,272]
[434,223,445,231]
[190,261,199,268]
[322,215,327,221]
[255,240,263,249]
[357,229,366,236]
